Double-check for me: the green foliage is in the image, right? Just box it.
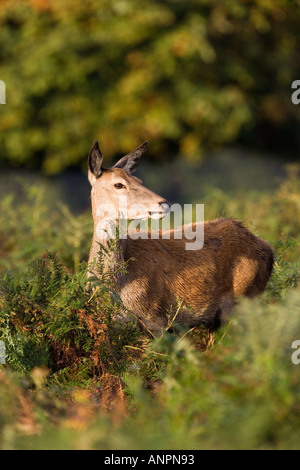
[0,182,92,273]
[266,238,300,301]
[0,0,300,174]
[129,287,300,451]
[0,251,143,380]
[2,283,300,450]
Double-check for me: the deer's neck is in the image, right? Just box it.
[89,214,126,279]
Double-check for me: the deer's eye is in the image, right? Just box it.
[114,183,125,189]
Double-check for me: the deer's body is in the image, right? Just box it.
[87,141,274,331]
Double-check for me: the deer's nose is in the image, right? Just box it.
[159,201,171,212]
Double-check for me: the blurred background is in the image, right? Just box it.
[0,0,300,271]
[1,0,300,199]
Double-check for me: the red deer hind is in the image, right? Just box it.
[87,140,274,331]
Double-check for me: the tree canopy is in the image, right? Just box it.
[0,0,299,174]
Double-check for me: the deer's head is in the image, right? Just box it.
[88,141,170,221]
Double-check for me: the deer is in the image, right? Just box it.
[87,140,274,331]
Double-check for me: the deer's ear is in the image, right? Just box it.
[113,141,148,174]
[88,141,103,184]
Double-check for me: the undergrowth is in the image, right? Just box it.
[0,167,299,449]
[0,251,148,382]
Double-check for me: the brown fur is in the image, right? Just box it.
[87,141,274,331]
[118,218,274,330]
